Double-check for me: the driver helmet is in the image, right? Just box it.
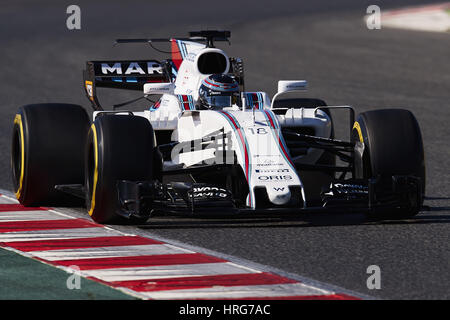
[198,74,239,110]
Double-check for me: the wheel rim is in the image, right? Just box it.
[85,125,99,216]
[11,115,25,199]
[12,125,22,191]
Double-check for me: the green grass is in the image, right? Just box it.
[0,248,137,300]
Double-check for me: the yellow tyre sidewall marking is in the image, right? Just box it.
[88,124,99,216]
[353,121,364,143]
[14,114,25,199]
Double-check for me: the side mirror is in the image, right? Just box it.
[277,80,307,94]
[271,80,308,109]
[143,82,175,95]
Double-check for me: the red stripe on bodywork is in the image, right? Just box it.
[110,272,298,292]
[152,100,161,109]
[218,111,249,177]
[251,93,260,109]
[219,110,238,128]
[264,110,295,167]
[0,219,100,233]
[218,111,252,206]
[49,253,227,270]
[0,204,46,212]
[171,39,183,69]
[1,236,162,252]
[179,95,190,110]
[264,110,276,129]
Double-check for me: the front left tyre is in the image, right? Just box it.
[85,115,155,224]
[11,103,90,206]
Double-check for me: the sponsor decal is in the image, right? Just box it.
[333,183,368,194]
[146,86,172,92]
[256,163,284,167]
[285,84,303,89]
[255,158,284,167]
[185,53,196,62]
[253,154,282,158]
[85,81,93,101]
[255,168,289,173]
[191,187,229,198]
[100,62,163,75]
[258,175,292,181]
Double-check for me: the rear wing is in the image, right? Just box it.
[83,60,172,110]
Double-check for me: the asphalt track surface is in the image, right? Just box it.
[0,0,449,299]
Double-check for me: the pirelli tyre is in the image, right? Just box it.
[11,103,90,206]
[85,115,155,224]
[352,108,426,218]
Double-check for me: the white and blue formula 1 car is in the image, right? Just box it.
[11,31,426,224]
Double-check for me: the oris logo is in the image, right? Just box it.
[258,175,292,181]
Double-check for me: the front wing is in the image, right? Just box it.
[114,174,423,219]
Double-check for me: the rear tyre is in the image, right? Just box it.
[352,109,425,218]
[11,103,90,206]
[85,115,155,224]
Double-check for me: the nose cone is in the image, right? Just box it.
[266,186,291,205]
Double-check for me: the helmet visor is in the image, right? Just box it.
[204,94,239,108]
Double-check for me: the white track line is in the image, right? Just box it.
[0,210,73,221]
[139,283,329,300]
[0,197,18,204]
[84,262,259,282]
[30,244,193,261]
[0,227,123,242]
